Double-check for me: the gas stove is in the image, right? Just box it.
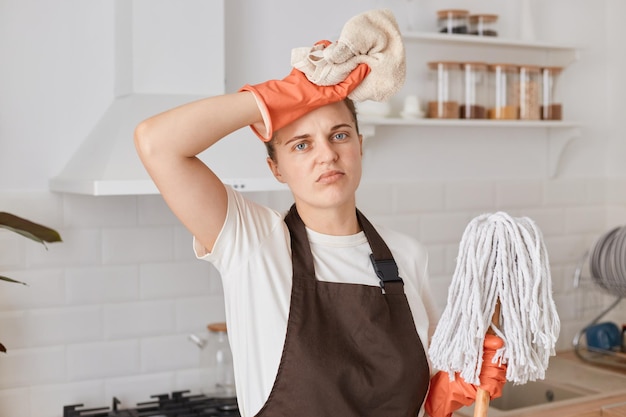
[63,390,240,417]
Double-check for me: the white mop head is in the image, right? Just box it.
[428,212,560,385]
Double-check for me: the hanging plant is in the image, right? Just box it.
[0,212,62,353]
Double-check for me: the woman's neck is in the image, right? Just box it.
[295,203,360,236]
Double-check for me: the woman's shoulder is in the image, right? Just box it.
[227,186,288,221]
[209,187,290,259]
[373,223,427,256]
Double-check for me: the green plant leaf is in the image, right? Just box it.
[0,212,62,245]
[1,213,62,353]
[0,275,28,285]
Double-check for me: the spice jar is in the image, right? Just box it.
[469,14,498,36]
[437,10,470,34]
[519,65,542,120]
[460,62,488,119]
[487,63,519,120]
[427,61,462,119]
[541,66,564,120]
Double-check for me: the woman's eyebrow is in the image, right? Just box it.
[281,122,354,145]
[330,123,353,131]
[283,134,310,146]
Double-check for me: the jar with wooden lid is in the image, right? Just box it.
[427,61,462,119]
[487,63,519,120]
[198,322,236,397]
[437,9,470,34]
[469,14,498,36]
[460,62,488,119]
[541,66,564,120]
[519,65,542,120]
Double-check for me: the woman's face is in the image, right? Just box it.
[267,101,363,212]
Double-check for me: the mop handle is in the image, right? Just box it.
[473,302,501,417]
[474,386,491,417]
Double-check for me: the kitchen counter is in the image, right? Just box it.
[453,350,626,417]
[557,349,626,376]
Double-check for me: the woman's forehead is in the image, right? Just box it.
[275,102,355,143]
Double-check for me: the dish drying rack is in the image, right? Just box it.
[572,225,626,370]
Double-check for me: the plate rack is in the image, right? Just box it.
[572,250,626,370]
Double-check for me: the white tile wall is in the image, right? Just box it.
[391,181,445,212]
[1,178,625,416]
[66,265,139,304]
[0,268,66,310]
[66,340,139,381]
[0,388,30,417]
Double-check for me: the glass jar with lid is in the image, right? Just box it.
[469,14,498,36]
[437,9,469,34]
[460,62,488,119]
[201,322,236,398]
[541,66,564,120]
[427,61,462,119]
[519,65,542,120]
[487,63,519,120]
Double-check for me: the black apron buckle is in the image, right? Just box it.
[369,254,403,289]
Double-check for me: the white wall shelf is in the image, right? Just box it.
[402,31,580,52]
[355,32,584,179]
[359,119,581,179]
[360,118,580,129]
[402,31,581,69]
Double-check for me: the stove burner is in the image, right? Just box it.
[63,390,240,417]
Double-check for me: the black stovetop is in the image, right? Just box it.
[63,390,240,417]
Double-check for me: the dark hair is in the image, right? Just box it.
[265,98,360,161]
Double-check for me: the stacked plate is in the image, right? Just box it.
[590,226,626,297]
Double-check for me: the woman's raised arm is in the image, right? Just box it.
[134,91,261,253]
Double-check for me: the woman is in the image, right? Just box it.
[135,62,505,417]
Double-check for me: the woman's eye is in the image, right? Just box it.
[333,132,348,141]
[294,142,308,151]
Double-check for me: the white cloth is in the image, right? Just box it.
[291,8,406,102]
[195,186,437,417]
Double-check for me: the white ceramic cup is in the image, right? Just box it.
[403,95,420,113]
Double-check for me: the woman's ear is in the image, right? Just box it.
[267,157,285,183]
[359,134,363,156]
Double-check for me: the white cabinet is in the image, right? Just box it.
[359,32,582,178]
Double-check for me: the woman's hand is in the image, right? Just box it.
[424,334,507,417]
[239,51,370,141]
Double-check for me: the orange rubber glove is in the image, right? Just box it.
[239,40,370,141]
[425,334,507,417]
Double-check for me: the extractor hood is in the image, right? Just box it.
[50,93,198,195]
[49,0,284,196]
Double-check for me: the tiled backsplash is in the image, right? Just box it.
[1,178,625,417]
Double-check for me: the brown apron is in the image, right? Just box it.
[255,205,430,417]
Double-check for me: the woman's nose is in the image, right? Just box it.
[315,139,338,163]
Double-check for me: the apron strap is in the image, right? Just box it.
[357,209,404,294]
[285,204,404,293]
[285,205,316,280]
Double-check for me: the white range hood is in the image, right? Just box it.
[49,0,284,196]
[50,93,201,195]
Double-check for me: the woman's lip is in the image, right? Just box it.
[316,170,344,183]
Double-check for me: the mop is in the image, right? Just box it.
[428,212,560,416]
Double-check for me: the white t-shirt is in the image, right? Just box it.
[195,186,438,417]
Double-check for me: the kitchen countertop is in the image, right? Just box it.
[557,349,626,376]
[453,350,626,417]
